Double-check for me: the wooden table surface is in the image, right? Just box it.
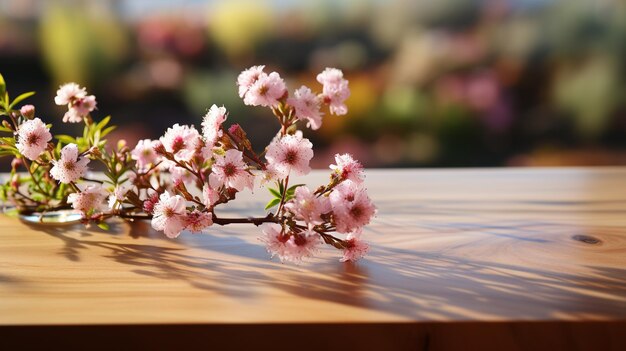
[1,168,626,350]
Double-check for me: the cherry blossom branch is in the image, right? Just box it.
[111,211,279,227]
[15,189,40,204]
[80,177,104,184]
[224,128,266,170]
[212,214,279,226]
[0,67,372,264]
[21,157,49,197]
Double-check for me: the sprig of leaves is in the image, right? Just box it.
[265,180,305,210]
[55,115,115,151]
[0,73,40,158]
[0,73,35,117]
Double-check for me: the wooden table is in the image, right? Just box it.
[1,168,625,350]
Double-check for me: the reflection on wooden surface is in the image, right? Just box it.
[1,168,626,349]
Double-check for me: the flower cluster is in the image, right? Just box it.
[54,83,97,123]
[0,67,374,263]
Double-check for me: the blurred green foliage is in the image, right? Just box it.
[1,0,626,167]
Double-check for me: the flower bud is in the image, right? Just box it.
[143,199,155,214]
[11,157,23,171]
[153,141,166,155]
[10,174,19,190]
[143,192,159,214]
[228,124,252,150]
[228,123,242,136]
[88,146,102,158]
[118,145,130,156]
[20,105,35,119]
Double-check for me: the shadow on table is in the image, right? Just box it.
[23,217,626,321]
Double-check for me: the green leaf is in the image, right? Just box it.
[100,125,116,138]
[0,149,16,157]
[0,137,15,146]
[95,115,111,130]
[287,184,305,191]
[0,73,5,101]
[264,198,280,211]
[55,183,67,199]
[0,147,15,154]
[96,222,110,231]
[93,128,101,144]
[8,91,35,110]
[55,134,76,144]
[268,187,281,198]
[278,180,284,195]
[286,183,305,196]
[77,137,89,151]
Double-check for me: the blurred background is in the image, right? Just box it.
[1,0,626,168]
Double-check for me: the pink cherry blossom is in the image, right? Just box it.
[259,223,290,260]
[287,85,323,130]
[317,68,350,116]
[209,149,254,192]
[62,108,83,123]
[67,184,108,214]
[55,83,97,123]
[284,186,330,226]
[184,210,213,232]
[50,143,90,184]
[201,104,227,146]
[16,118,52,161]
[202,183,220,208]
[329,180,376,233]
[265,132,313,178]
[237,65,265,98]
[131,139,160,171]
[316,68,345,86]
[199,144,213,161]
[70,95,96,117]
[243,71,287,107]
[169,165,194,185]
[340,233,369,262]
[259,224,320,263]
[286,230,321,263]
[159,124,201,161]
[259,166,280,186]
[108,184,131,210]
[151,191,187,238]
[330,153,364,183]
[55,83,86,105]
[20,104,35,119]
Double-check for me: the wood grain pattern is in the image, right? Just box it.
[1,168,626,349]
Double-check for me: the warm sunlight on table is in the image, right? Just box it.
[1,169,625,350]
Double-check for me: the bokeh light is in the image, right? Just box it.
[2,0,626,168]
